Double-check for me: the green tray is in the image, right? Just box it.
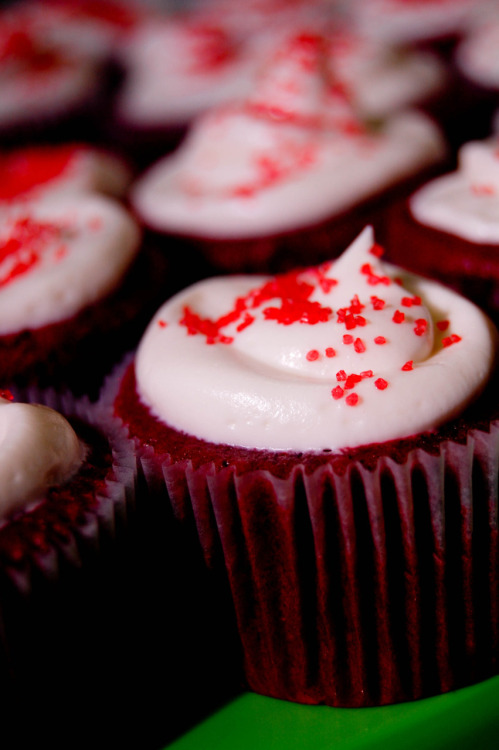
[165,676,499,750]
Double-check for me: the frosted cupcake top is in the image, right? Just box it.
[0,144,131,203]
[0,194,140,334]
[411,138,499,243]
[0,393,83,520]
[135,227,496,452]
[131,32,445,239]
[115,17,259,127]
[0,15,99,128]
[347,0,477,46]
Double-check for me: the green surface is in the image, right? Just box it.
[166,676,499,750]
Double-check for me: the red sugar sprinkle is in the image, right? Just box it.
[374,336,387,345]
[353,338,366,353]
[437,320,449,331]
[370,295,385,310]
[360,370,373,378]
[369,243,384,257]
[236,313,255,332]
[343,334,353,344]
[345,373,362,389]
[336,370,347,382]
[401,360,413,371]
[375,378,388,390]
[306,349,320,361]
[157,319,168,328]
[361,262,391,286]
[414,318,427,336]
[0,389,13,401]
[346,393,359,406]
[332,385,344,400]
[442,333,462,348]
[401,295,422,307]
[392,310,405,324]
[325,347,336,358]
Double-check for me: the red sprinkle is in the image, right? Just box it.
[360,370,373,378]
[343,334,353,344]
[0,389,13,401]
[375,378,388,390]
[346,393,359,406]
[157,319,168,328]
[374,336,387,345]
[401,295,422,307]
[414,318,427,336]
[336,370,347,382]
[345,373,362,389]
[370,295,385,310]
[306,349,320,361]
[369,243,384,257]
[392,310,405,324]
[437,320,449,331]
[325,347,336,358]
[442,333,462,348]
[401,360,413,371]
[332,386,344,400]
[353,338,366,353]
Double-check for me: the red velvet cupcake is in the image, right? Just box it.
[107,226,499,708]
[130,31,446,275]
[0,192,167,394]
[386,137,499,320]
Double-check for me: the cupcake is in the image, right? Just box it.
[0,385,242,747]
[386,137,499,319]
[0,142,131,204]
[110,226,499,708]
[0,192,153,393]
[130,31,446,274]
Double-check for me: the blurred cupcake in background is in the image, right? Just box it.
[130,30,446,275]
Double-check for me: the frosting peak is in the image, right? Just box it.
[136,228,496,452]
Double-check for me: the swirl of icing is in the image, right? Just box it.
[411,138,499,244]
[135,227,497,452]
[0,194,140,334]
[0,396,83,519]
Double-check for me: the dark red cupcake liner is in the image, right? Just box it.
[108,360,499,708]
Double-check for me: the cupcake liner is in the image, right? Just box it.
[386,202,499,322]
[109,361,499,707]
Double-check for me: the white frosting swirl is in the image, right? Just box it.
[0,397,83,520]
[411,139,499,244]
[0,194,140,334]
[132,107,444,238]
[136,227,496,452]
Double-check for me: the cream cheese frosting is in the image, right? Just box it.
[115,18,259,127]
[135,227,496,452]
[0,194,140,334]
[0,144,131,203]
[0,395,83,520]
[410,139,499,244]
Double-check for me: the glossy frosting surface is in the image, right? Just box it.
[0,396,83,519]
[136,227,496,452]
[411,139,499,243]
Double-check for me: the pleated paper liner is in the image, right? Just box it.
[110,360,499,708]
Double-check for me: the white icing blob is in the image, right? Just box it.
[411,138,499,244]
[136,227,497,452]
[0,398,83,519]
[0,194,140,334]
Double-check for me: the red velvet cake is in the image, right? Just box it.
[108,227,499,707]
